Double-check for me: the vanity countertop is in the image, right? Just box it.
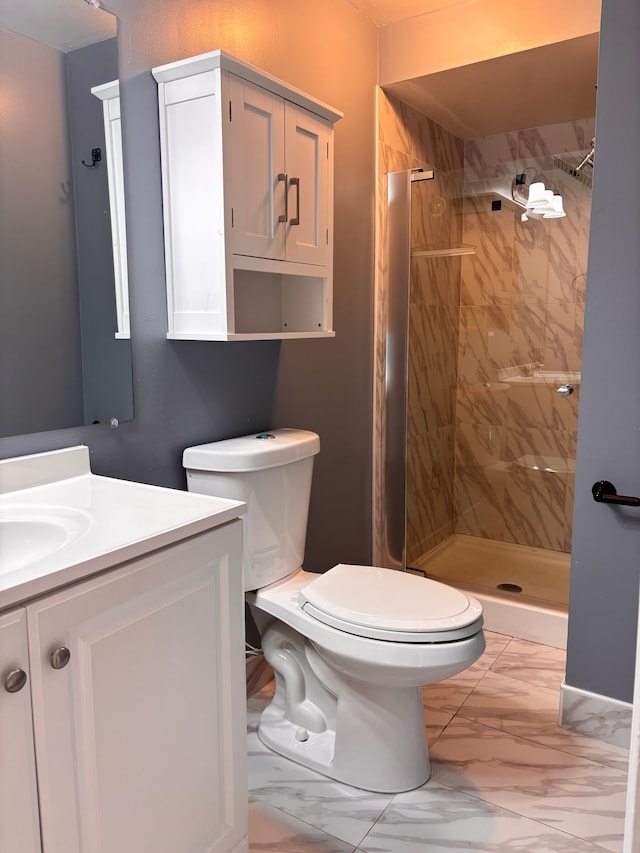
[0,445,245,611]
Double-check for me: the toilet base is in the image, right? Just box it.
[258,704,337,778]
[258,620,431,793]
[258,699,431,793]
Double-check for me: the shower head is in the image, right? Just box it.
[552,156,593,189]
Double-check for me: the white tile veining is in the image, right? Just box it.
[247,632,628,851]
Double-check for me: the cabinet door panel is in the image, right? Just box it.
[28,522,247,853]
[229,77,286,261]
[161,71,228,337]
[284,103,330,266]
[0,608,41,853]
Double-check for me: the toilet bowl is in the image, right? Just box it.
[183,429,485,793]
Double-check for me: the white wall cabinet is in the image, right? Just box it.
[153,50,342,340]
[91,80,130,340]
[0,523,247,853]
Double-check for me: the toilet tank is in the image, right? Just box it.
[183,429,320,591]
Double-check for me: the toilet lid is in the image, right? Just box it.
[299,564,483,643]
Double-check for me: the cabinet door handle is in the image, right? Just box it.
[50,647,71,670]
[4,668,28,693]
[277,172,288,223]
[289,177,300,226]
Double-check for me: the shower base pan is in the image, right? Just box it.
[412,535,569,649]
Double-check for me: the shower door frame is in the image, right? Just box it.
[382,169,433,573]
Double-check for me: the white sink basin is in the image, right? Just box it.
[0,505,92,572]
[0,445,245,609]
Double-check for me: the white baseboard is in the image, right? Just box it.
[560,681,632,749]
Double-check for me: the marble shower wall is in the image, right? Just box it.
[374,90,464,566]
[455,120,593,553]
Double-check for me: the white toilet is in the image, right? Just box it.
[183,428,485,793]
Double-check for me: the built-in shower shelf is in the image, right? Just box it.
[463,189,526,214]
[411,244,476,259]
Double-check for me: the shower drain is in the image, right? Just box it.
[496,582,523,594]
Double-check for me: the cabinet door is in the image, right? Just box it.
[28,522,247,853]
[0,608,41,853]
[228,76,286,261]
[284,103,331,266]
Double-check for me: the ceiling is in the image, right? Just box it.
[0,0,115,52]
[353,0,599,140]
[349,0,468,27]
[386,33,599,139]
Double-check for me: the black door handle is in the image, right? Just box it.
[592,480,640,508]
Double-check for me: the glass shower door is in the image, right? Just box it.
[402,139,591,609]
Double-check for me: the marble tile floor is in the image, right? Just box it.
[247,631,629,852]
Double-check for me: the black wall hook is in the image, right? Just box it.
[82,147,102,168]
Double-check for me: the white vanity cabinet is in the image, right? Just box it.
[91,80,130,340]
[152,50,342,341]
[0,522,247,853]
[0,608,41,853]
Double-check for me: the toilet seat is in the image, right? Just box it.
[299,564,483,643]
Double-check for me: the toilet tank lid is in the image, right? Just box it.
[183,428,320,472]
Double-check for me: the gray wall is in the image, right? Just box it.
[566,0,640,703]
[0,0,377,575]
[0,28,83,435]
[66,37,134,426]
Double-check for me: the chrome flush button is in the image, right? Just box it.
[256,433,276,439]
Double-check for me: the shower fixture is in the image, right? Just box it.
[512,172,566,220]
[575,138,596,173]
[553,155,593,189]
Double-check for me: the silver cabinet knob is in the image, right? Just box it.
[556,384,574,397]
[4,668,28,693]
[50,647,71,670]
